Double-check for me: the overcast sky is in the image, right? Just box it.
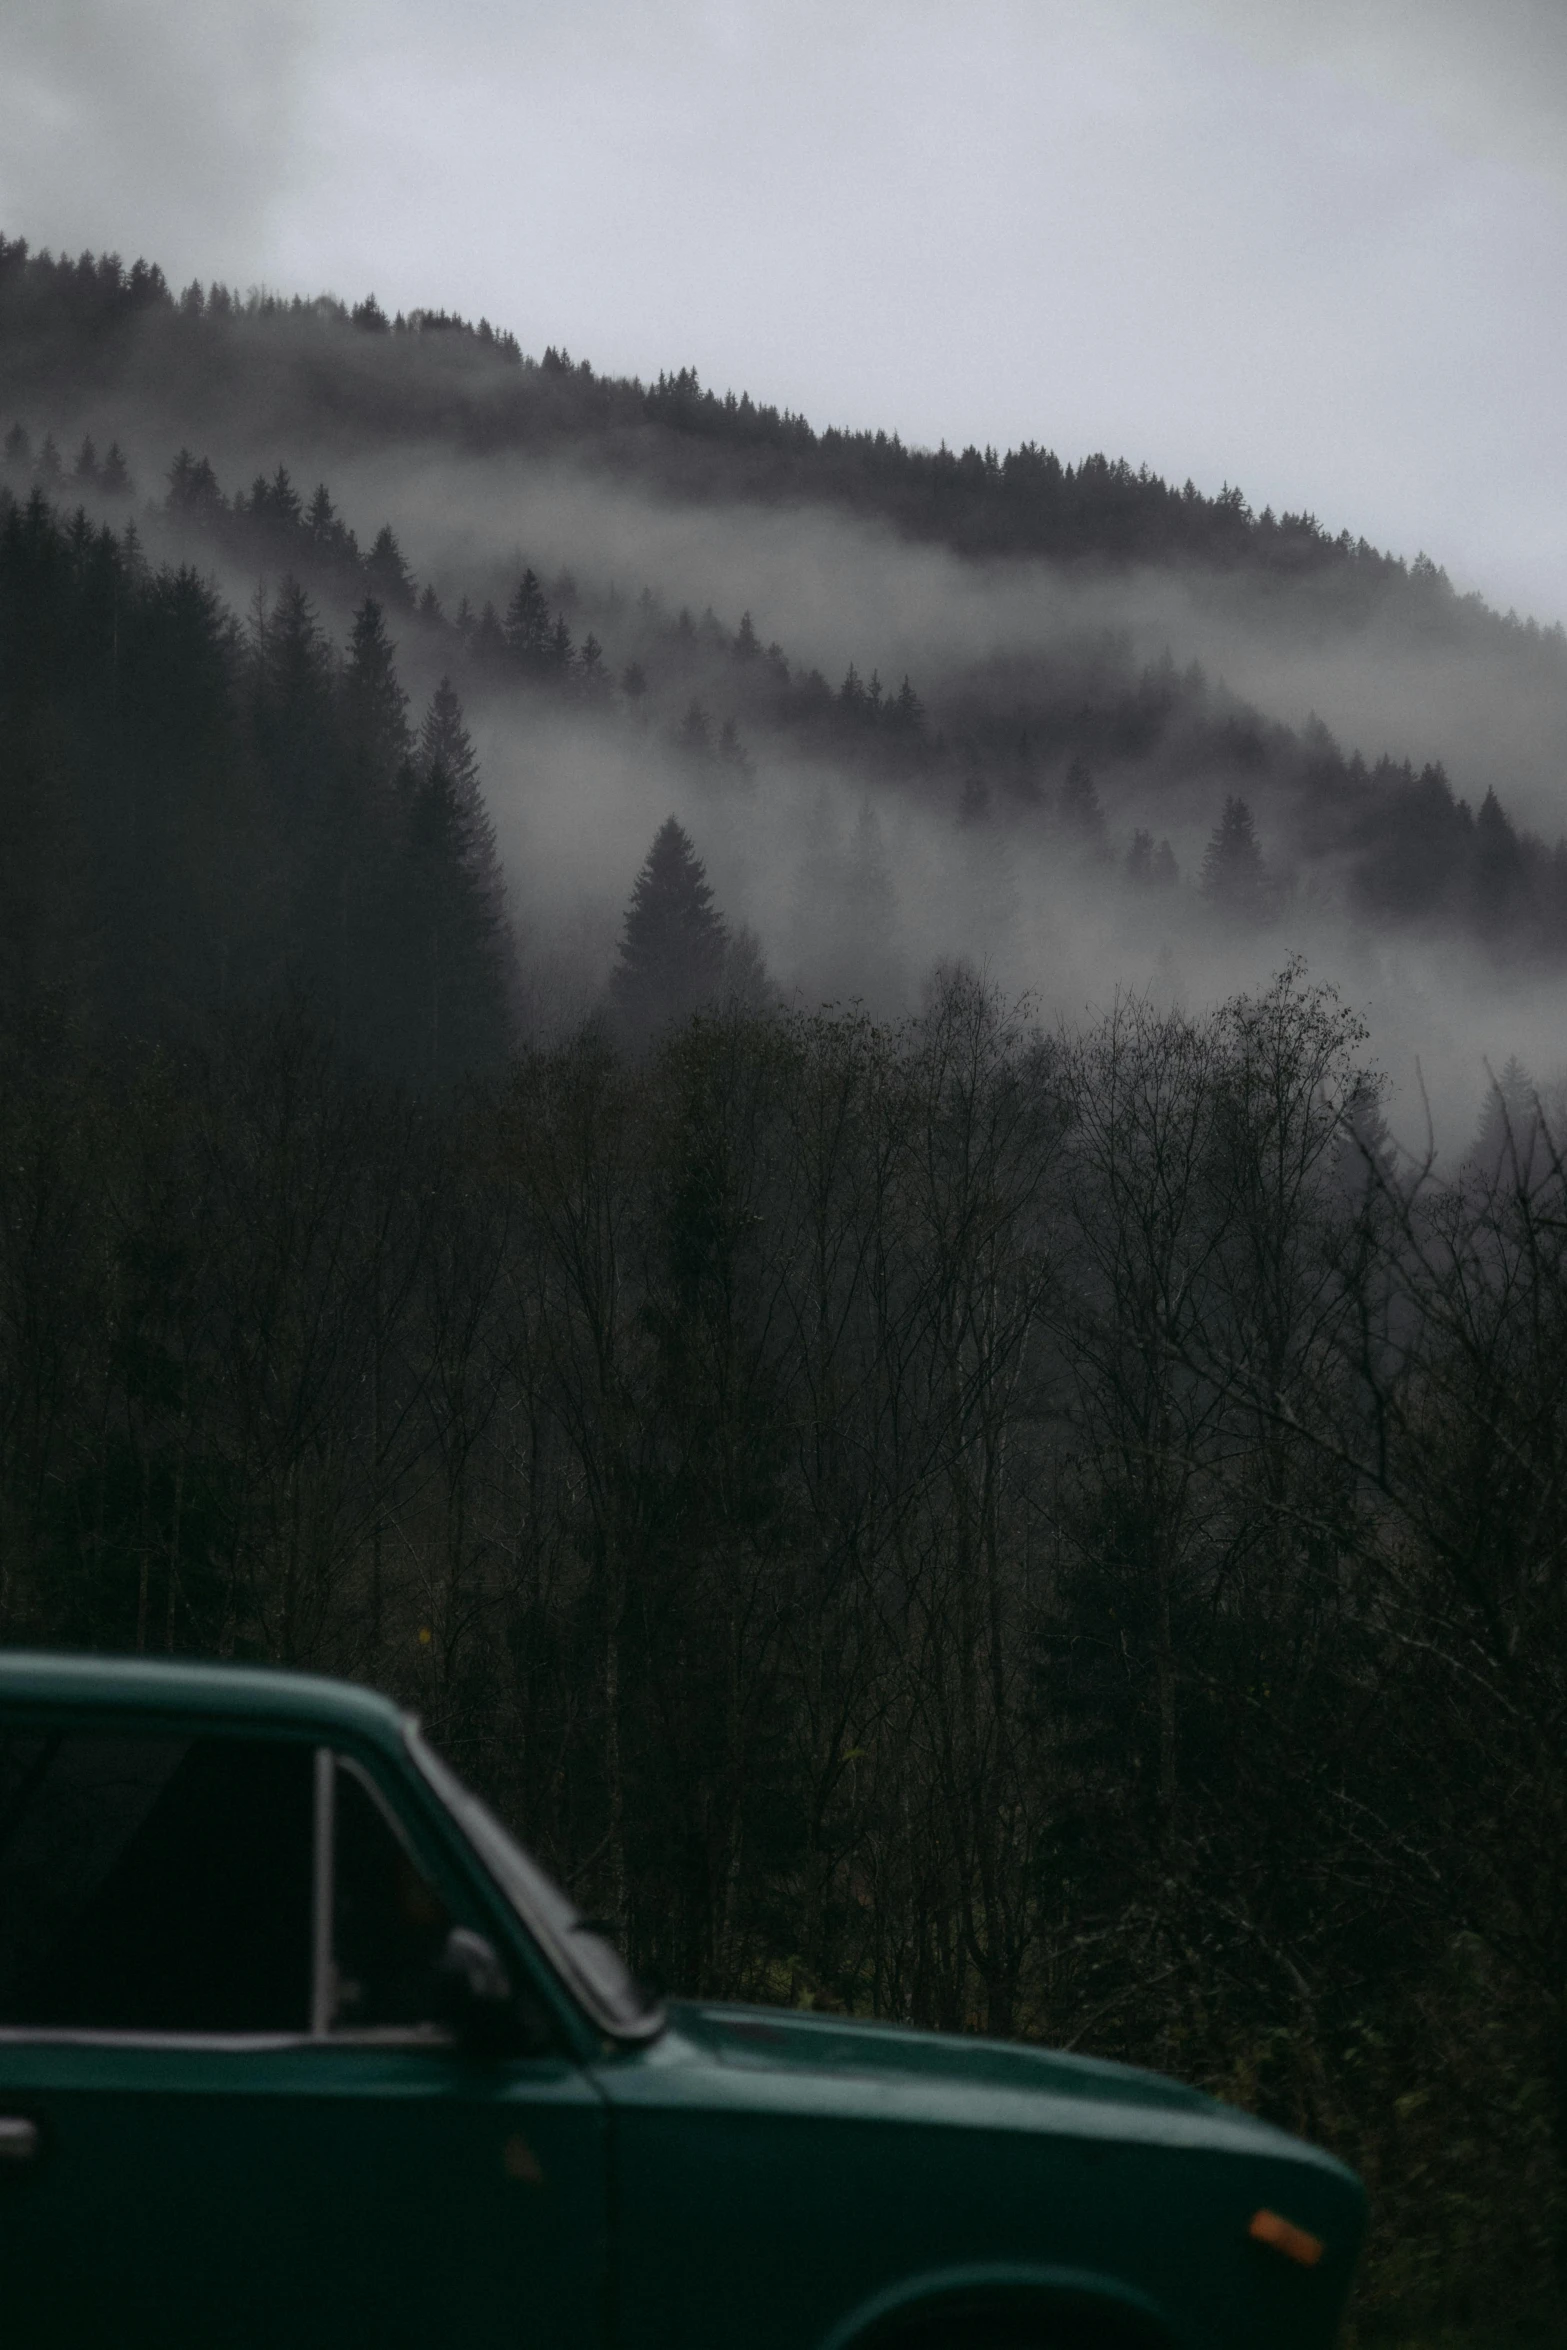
[2,0,1564,621]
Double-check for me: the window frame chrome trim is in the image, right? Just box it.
[402,1721,666,2047]
[320,1751,460,2038]
[310,1744,335,2038]
[0,2025,459,2053]
[0,2020,434,2058]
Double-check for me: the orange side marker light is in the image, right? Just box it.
[1249,2209,1324,2267]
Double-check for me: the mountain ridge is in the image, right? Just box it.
[4,230,1560,650]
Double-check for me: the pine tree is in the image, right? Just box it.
[891,675,925,735]
[366,524,415,610]
[1200,795,1266,916]
[403,751,513,1084]
[1467,1055,1544,1188]
[257,464,301,528]
[408,676,516,1076]
[610,817,728,1040]
[342,597,409,794]
[578,633,610,699]
[252,578,336,810]
[416,677,510,955]
[320,597,410,1059]
[166,449,223,519]
[246,577,350,1010]
[504,569,551,673]
[1472,787,1525,935]
[547,612,574,678]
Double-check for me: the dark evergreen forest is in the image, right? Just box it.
[6,232,1567,2340]
[7,228,1567,978]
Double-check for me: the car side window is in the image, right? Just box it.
[0,1723,540,2050]
[0,1729,314,2033]
[328,1758,453,2033]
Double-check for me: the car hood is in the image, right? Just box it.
[663,1999,1226,2125]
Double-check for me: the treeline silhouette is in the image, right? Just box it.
[8,228,1567,637]
[10,402,1567,998]
[2,963,1565,2336]
[112,436,1567,958]
[0,485,511,1077]
[11,418,1567,972]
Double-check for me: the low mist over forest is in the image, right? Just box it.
[7,231,1567,2337]
[7,230,1567,1127]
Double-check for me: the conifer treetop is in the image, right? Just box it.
[611,815,729,1039]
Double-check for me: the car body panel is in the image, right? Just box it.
[594,2007,1361,2350]
[0,1653,1366,2350]
[0,1649,415,1739]
[0,2037,608,2350]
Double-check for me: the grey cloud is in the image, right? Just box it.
[1173,0,1567,190]
[309,441,1567,835]
[250,434,1567,1147]
[5,0,1566,618]
[0,0,314,272]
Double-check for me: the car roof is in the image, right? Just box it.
[0,1649,408,1747]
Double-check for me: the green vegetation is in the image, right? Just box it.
[7,232,1567,2339]
[3,965,1567,2335]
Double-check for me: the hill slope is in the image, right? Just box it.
[5,229,1567,1108]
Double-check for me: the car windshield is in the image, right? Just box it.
[405,1727,662,2042]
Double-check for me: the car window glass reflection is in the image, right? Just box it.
[330,1760,451,2031]
[0,1730,313,2032]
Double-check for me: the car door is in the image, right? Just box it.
[0,1715,609,2350]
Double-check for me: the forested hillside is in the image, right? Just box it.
[8,227,1567,1005]
[0,232,1411,564]
[0,229,1552,614]
[6,230,1567,2339]
[0,487,509,1072]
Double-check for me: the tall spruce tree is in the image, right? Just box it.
[1472,787,1526,935]
[1200,795,1267,917]
[250,576,340,958]
[504,569,551,674]
[416,676,514,988]
[403,753,513,1084]
[365,523,415,611]
[342,597,409,794]
[610,817,728,1040]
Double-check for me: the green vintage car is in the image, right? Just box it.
[0,1652,1363,2348]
